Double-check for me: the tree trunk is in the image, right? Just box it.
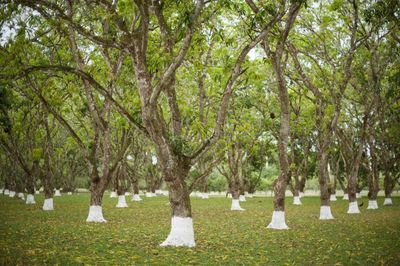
[269,52,290,214]
[130,173,142,201]
[231,178,240,200]
[160,161,195,247]
[87,177,107,222]
[230,176,245,211]
[317,149,334,219]
[292,180,301,205]
[115,163,128,208]
[329,157,340,201]
[132,179,139,195]
[347,114,369,213]
[383,171,393,205]
[25,171,37,204]
[318,150,330,206]
[201,176,209,199]
[145,168,155,197]
[330,164,337,196]
[299,176,306,195]
[42,175,54,211]
[366,141,379,209]
[265,2,301,229]
[266,51,290,229]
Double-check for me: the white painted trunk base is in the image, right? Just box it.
[110,191,118,198]
[343,194,349,200]
[299,192,305,198]
[160,217,195,247]
[124,192,131,196]
[18,193,25,200]
[54,190,61,196]
[367,200,378,209]
[67,192,73,195]
[146,192,155,197]
[247,193,254,198]
[383,198,393,206]
[227,193,232,198]
[231,199,245,211]
[116,195,128,208]
[43,198,54,211]
[155,189,162,195]
[330,194,337,201]
[86,205,107,222]
[293,196,302,205]
[201,193,209,199]
[356,193,361,198]
[239,195,246,202]
[4,189,10,195]
[0,189,3,194]
[347,201,360,214]
[26,194,36,204]
[9,191,15,197]
[267,211,289,230]
[35,190,40,194]
[131,194,142,201]
[319,206,334,220]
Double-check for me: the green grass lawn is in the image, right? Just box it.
[0,194,399,265]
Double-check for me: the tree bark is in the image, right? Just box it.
[166,166,192,217]
[89,179,106,206]
[318,149,330,206]
[270,51,291,212]
[265,2,302,213]
[25,172,36,195]
[347,114,369,203]
[367,141,379,201]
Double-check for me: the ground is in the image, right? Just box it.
[0,194,399,265]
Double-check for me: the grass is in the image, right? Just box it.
[0,193,399,265]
